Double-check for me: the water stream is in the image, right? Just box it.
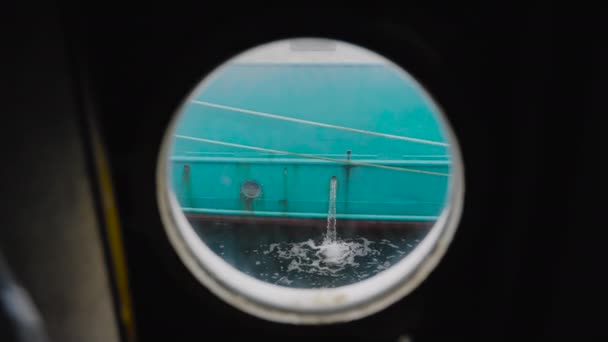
[323,176,338,244]
[194,175,430,288]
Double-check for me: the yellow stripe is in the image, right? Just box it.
[91,132,137,342]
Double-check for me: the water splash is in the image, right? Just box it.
[250,175,410,287]
[194,174,428,288]
[324,176,338,244]
[196,219,427,288]
[246,237,419,288]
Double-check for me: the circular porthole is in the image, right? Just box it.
[157,38,464,324]
[241,180,262,199]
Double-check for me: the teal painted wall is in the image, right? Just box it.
[169,63,451,221]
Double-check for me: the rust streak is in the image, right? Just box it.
[184,212,434,230]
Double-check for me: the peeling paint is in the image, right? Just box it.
[181,164,192,207]
[343,150,352,214]
[281,167,289,213]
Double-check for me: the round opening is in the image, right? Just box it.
[157,38,464,324]
[241,180,262,199]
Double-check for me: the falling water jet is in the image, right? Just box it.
[245,174,406,286]
[322,176,349,264]
[324,176,338,243]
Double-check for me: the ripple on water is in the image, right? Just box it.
[239,237,418,288]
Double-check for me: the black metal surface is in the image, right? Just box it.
[2,1,607,341]
[0,2,120,342]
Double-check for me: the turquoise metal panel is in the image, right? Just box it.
[168,63,451,222]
